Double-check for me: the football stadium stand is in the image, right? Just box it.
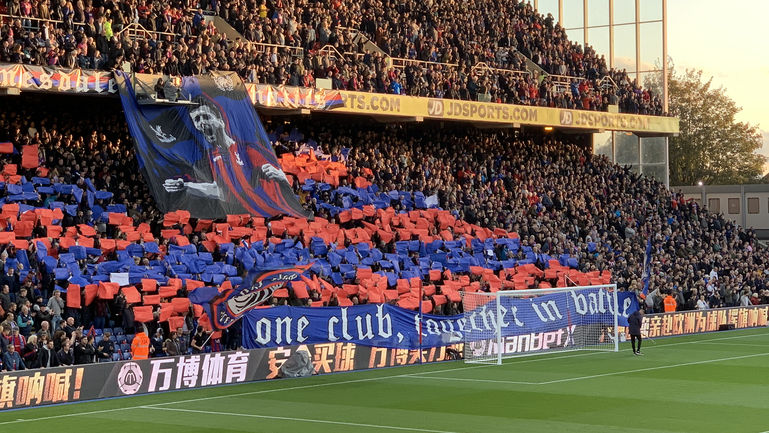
[0,0,666,115]
[0,0,755,375]
[0,87,759,371]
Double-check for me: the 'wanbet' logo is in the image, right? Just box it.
[117,362,144,395]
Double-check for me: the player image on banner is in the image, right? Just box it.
[189,264,312,330]
[115,71,313,220]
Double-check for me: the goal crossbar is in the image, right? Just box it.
[461,284,619,365]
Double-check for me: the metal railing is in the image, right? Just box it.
[0,13,86,33]
[471,62,530,78]
[244,41,305,58]
[116,23,180,44]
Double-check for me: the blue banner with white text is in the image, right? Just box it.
[242,288,638,349]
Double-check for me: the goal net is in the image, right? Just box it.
[461,285,619,364]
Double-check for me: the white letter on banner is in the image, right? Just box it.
[77,75,89,92]
[532,300,563,322]
[328,316,339,341]
[355,314,374,340]
[59,73,71,91]
[376,305,392,339]
[255,317,271,345]
[621,297,632,318]
[275,317,292,345]
[426,319,440,335]
[22,70,36,88]
[529,333,543,351]
[570,290,588,315]
[508,305,524,327]
[296,316,309,343]
[340,308,353,340]
[543,331,557,349]
[108,77,118,93]
[588,292,598,314]
[598,289,607,313]
[439,320,456,334]
[39,72,52,90]
[478,306,491,330]
[93,72,103,93]
[148,359,174,392]
[467,311,482,331]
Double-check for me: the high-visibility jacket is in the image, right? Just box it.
[663,295,677,312]
[131,332,151,360]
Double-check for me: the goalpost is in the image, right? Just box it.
[461,285,619,364]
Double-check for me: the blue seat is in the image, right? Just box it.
[94,335,103,343]
[112,353,120,361]
[94,329,103,336]
[113,327,125,335]
[102,328,113,336]
[126,334,135,344]
[120,343,131,353]
[115,335,127,344]
[122,352,132,360]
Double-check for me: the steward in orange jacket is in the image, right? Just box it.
[663,294,677,312]
[131,331,151,360]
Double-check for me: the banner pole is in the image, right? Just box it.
[419,283,423,365]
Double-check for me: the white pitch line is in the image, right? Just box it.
[406,352,769,386]
[697,342,769,347]
[407,350,614,377]
[0,407,132,425]
[529,351,769,385]
[406,376,539,385]
[148,374,411,407]
[141,406,461,433]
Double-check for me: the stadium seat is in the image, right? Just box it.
[115,335,127,344]
[126,334,135,344]
[94,329,103,336]
[113,327,125,335]
[103,328,113,336]
[122,352,132,360]
[120,343,131,353]
[112,353,121,361]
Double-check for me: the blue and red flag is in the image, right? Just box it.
[189,264,312,330]
[642,236,652,296]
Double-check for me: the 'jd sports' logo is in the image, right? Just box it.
[427,99,444,116]
[559,111,574,125]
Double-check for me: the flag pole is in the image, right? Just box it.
[419,283,423,365]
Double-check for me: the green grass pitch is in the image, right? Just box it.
[3,327,769,433]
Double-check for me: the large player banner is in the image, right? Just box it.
[242,288,638,350]
[114,71,312,220]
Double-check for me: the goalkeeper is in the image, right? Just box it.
[628,307,644,355]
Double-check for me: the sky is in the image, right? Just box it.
[536,0,769,173]
[666,0,769,172]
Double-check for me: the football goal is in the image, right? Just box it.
[461,285,619,364]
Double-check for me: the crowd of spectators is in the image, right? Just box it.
[0,0,665,115]
[287,120,768,316]
[0,90,758,370]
